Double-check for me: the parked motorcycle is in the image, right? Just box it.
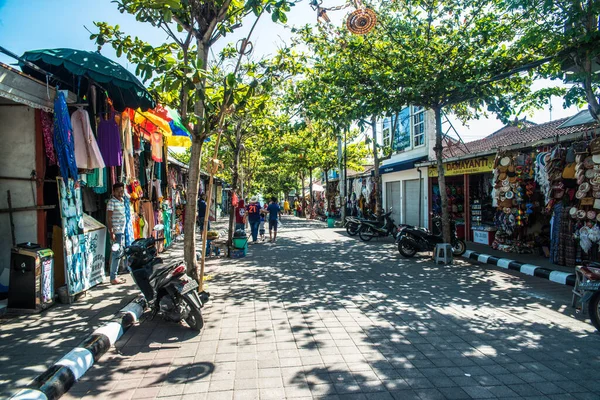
[344,210,377,236]
[122,233,208,331]
[357,211,397,242]
[396,216,466,257]
[572,263,600,331]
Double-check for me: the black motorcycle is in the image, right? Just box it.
[123,237,208,331]
[396,216,466,257]
[358,211,397,242]
[344,210,377,236]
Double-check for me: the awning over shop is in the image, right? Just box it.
[379,156,427,175]
[558,110,596,129]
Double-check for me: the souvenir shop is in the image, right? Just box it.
[0,61,192,303]
[345,172,377,218]
[45,96,191,299]
[490,150,548,254]
[428,155,496,241]
[534,135,600,267]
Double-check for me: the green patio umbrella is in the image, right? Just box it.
[20,48,156,111]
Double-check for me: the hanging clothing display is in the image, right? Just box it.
[71,107,106,170]
[151,130,163,162]
[53,91,79,180]
[97,110,122,167]
[92,168,108,194]
[41,111,57,165]
[123,192,135,247]
[141,200,155,237]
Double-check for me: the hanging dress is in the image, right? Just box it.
[97,111,122,167]
[71,107,106,170]
[53,92,79,180]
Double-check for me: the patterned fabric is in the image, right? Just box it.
[550,203,562,264]
[41,111,57,165]
[107,196,126,234]
[123,192,135,247]
[53,92,78,180]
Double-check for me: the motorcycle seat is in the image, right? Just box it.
[149,260,180,281]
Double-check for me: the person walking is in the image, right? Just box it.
[246,197,262,243]
[197,194,210,231]
[283,199,290,215]
[267,196,281,243]
[107,182,127,285]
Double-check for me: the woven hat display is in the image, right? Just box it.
[346,8,377,35]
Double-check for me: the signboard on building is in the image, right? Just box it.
[428,155,495,177]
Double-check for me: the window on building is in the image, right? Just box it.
[383,126,391,148]
[412,106,425,147]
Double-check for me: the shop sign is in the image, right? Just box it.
[428,155,495,177]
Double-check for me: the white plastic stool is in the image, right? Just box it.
[434,243,453,265]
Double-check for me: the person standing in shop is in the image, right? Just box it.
[107,182,126,285]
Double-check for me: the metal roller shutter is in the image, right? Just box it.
[385,181,401,225]
[404,179,422,227]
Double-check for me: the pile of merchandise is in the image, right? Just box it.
[491,152,537,253]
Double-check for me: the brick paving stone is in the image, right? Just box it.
[59,219,600,400]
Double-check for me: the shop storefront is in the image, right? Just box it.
[426,154,496,240]
[533,132,600,267]
[0,58,192,304]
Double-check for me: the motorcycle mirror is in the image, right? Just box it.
[153,224,165,231]
[111,243,120,252]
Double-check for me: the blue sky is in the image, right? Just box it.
[0,0,581,141]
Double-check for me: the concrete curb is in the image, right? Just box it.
[461,250,576,287]
[10,296,146,400]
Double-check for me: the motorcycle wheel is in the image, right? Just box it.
[182,293,204,331]
[588,291,600,332]
[398,238,417,257]
[452,239,467,256]
[359,226,374,242]
[346,224,359,236]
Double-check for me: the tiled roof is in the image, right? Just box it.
[443,117,597,159]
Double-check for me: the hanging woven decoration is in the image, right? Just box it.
[346,7,377,35]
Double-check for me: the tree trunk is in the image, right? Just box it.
[338,134,345,221]
[301,171,306,216]
[324,170,329,214]
[183,41,209,283]
[184,135,204,282]
[371,116,382,214]
[434,106,452,243]
[309,167,313,218]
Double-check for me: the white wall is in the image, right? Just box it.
[381,167,429,228]
[0,105,38,290]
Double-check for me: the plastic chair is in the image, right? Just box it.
[434,243,453,265]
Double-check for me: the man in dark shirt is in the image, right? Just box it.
[246,197,262,243]
[267,196,281,243]
[197,194,210,231]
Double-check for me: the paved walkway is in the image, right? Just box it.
[0,274,139,398]
[65,217,600,400]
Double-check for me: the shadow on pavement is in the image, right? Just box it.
[207,216,600,398]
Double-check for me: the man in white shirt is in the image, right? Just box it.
[107,183,126,285]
